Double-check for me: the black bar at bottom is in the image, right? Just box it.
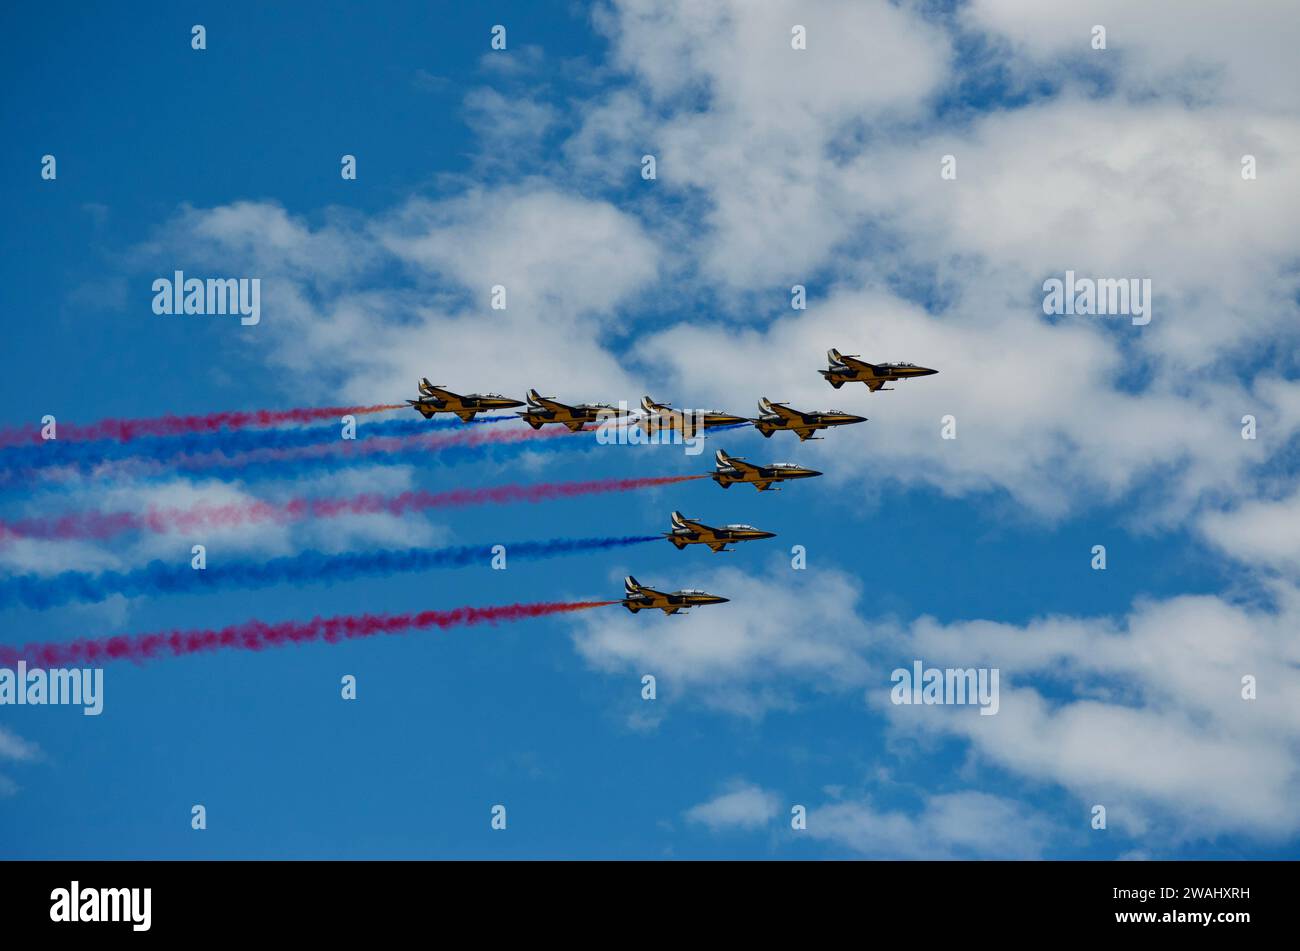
[0,859,1281,937]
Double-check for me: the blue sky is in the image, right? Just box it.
[2,1,1299,859]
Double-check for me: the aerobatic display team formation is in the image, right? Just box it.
[0,349,935,663]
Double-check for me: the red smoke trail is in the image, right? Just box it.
[0,404,406,448]
[0,419,579,486]
[161,420,583,469]
[0,600,618,668]
[61,422,585,482]
[0,474,706,542]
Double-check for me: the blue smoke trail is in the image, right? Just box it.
[0,414,513,475]
[140,439,517,483]
[0,534,661,610]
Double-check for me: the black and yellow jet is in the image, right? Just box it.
[820,348,938,391]
[664,510,776,552]
[711,448,822,491]
[621,575,730,615]
[637,395,748,437]
[752,397,866,441]
[516,389,632,432]
[407,379,524,422]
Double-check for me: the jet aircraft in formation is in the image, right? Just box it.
[406,380,524,422]
[711,448,822,491]
[664,511,775,552]
[406,347,933,616]
[751,397,866,441]
[636,396,748,437]
[620,575,730,615]
[516,389,632,432]
[819,348,938,391]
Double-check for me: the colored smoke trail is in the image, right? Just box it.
[0,600,619,668]
[0,474,706,542]
[0,403,407,449]
[0,535,660,610]
[3,419,581,486]
[0,414,515,477]
[158,424,581,481]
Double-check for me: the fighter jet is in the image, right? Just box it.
[820,348,939,391]
[636,396,748,437]
[406,380,524,422]
[621,575,730,615]
[516,389,632,432]
[752,397,867,441]
[664,511,776,552]
[711,448,822,491]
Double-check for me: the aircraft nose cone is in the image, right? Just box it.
[921,367,938,376]
[844,414,868,424]
[713,597,730,604]
[805,469,823,477]
[754,531,776,540]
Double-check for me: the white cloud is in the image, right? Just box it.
[557,1,1300,524]
[808,790,1055,859]
[576,553,1300,844]
[874,586,1300,840]
[0,725,40,763]
[684,779,1055,857]
[571,561,872,717]
[0,727,40,800]
[1199,489,1300,576]
[963,0,1300,110]
[685,779,780,830]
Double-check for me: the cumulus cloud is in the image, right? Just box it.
[0,725,40,763]
[685,779,1055,857]
[1199,489,1300,577]
[808,790,1055,859]
[685,779,781,830]
[963,0,1300,110]
[0,727,41,800]
[571,561,873,717]
[874,586,1300,841]
[143,187,660,406]
[566,0,1300,521]
[576,555,1300,844]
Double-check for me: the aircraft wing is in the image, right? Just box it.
[625,576,667,599]
[529,391,571,413]
[838,354,873,371]
[672,513,709,532]
[420,381,459,401]
[866,379,886,392]
[726,456,764,476]
[764,401,811,424]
